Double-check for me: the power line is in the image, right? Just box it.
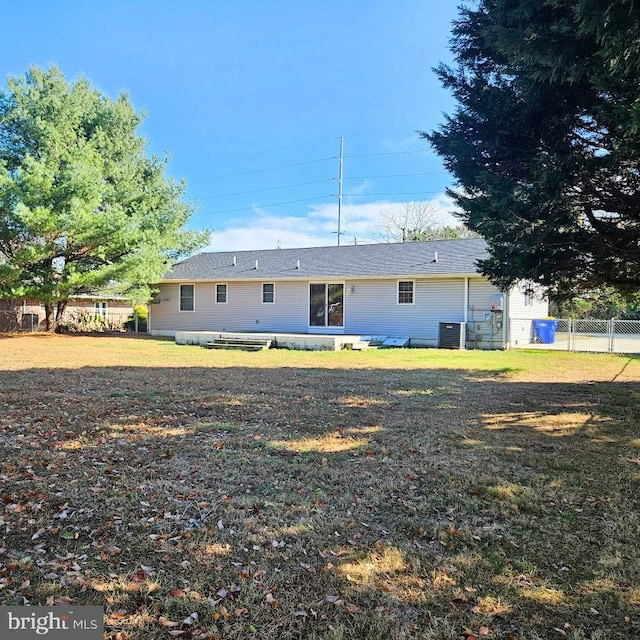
[344,150,431,159]
[177,136,340,167]
[199,194,334,216]
[345,172,438,180]
[342,126,423,139]
[200,190,445,217]
[178,127,424,168]
[197,178,335,200]
[190,157,334,183]
[344,191,440,197]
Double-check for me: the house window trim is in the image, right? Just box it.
[262,283,275,304]
[523,286,535,307]
[215,283,228,304]
[308,282,345,329]
[397,280,415,305]
[179,283,196,312]
[94,301,108,317]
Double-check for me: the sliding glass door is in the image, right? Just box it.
[309,283,343,327]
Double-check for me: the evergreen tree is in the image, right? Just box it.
[427,0,640,297]
[0,66,208,329]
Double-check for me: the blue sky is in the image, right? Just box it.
[3,1,461,250]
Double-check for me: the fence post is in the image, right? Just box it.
[609,318,614,353]
[567,318,573,352]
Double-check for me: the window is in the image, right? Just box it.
[524,286,534,307]
[179,284,195,311]
[398,281,414,304]
[216,283,228,304]
[309,283,343,327]
[262,283,275,303]
[94,301,108,317]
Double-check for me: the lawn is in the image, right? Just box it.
[1,335,639,639]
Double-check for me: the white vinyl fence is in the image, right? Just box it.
[511,318,640,354]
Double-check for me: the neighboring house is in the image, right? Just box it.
[149,239,549,350]
[0,295,134,332]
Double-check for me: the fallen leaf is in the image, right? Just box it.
[158,616,180,628]
[183,612,198,625]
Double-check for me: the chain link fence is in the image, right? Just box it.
[0,309,41,332]
[511,318,640,354]
[0,309,134,333]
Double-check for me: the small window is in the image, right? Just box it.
[94,301,108,317]
[216,283,228,304]
[524,286,534,307]
[179,284,195,311]
[262,283,275,303]
[398,281,414,304]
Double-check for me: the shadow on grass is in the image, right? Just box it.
[0,364,638,639]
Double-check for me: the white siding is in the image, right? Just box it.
[508,282,550,346]
[150,282,309,333]
[508,282,549,319]
[345,278,466,342]
[151,276,510,348]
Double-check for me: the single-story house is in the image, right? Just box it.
[149,238,549,350]
[0,295,134,332]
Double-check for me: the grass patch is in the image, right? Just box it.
[1,336,639,639]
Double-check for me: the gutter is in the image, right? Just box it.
[159,272,483,284]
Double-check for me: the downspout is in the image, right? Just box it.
[464,277,469,348]
[502,289,509,349]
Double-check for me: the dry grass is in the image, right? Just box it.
[1,334,639,639]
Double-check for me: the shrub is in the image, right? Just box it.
[125,305,148,332]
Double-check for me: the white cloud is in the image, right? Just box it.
[205,194,462,251]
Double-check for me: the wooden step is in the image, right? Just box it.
[202,337,272,351]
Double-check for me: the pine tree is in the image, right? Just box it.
[427,0,640,296]
[0,66,208,329]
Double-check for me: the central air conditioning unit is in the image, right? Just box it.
[438,322,466,349]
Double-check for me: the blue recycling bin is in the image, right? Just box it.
[533,319,558,344]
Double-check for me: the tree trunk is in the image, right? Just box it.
[43,304,54,332]
[55,301,67,327]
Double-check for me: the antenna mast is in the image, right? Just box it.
[337,135,343,246]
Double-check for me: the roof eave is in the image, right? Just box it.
[159,271,484,284]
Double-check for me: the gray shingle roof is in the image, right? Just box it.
[163,238,488,282]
